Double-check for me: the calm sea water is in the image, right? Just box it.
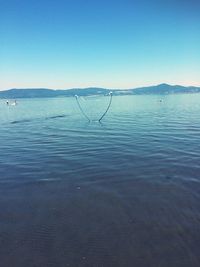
[0,94,200,267]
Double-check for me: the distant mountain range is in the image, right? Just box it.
[0,84,200,98]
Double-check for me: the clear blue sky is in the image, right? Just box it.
[0,0,200,90]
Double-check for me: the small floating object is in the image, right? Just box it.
[9,100,18,106]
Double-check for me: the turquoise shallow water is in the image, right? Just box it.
[0,94,200,267]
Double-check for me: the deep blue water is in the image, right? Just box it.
[0,94,200,267]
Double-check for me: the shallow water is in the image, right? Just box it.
[0,94,200,267]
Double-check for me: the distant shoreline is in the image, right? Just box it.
[1,83,200,99]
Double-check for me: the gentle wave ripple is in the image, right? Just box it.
[0,95,200,266]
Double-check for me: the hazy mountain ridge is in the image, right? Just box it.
[129,83,200,95]
[0,84,200,98]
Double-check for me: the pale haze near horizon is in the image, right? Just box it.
[0,0,200,91]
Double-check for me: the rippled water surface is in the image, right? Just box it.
[0,94,200,267]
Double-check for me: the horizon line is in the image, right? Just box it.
[1,83,200,92]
